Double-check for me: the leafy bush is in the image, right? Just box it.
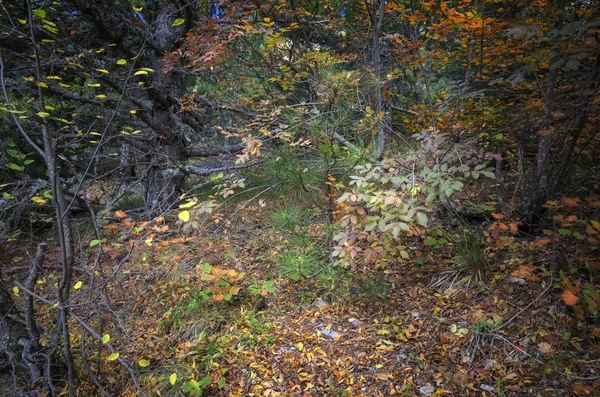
[332,128,495,268]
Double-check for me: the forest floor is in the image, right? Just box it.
[3,199,600,396]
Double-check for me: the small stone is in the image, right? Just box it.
[313,299,329,308]
[320,329,340,339]
[348,317,363,327]
[419,384,435,396]
[480,384,495,392]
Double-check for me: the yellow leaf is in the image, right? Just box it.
[44,105,55,110]
[88,83,101,87]
[297,342,304,351]
[178,210,190,222]
[102,334,110,344]
[37,82,48,88]
[134,70,148,75]
[139,359,150,367]
[59,83,71,88]
[179,201,196,209]
[129,110,136,114]
[47,75,61,80]
[24,76,34,82]
[116,59,127,65]
[95,94,107,99]
[107,352,119,361]
[37,112,50,117]
[73,281,83,290]
[169,373,177,385]
[12,286,19,296]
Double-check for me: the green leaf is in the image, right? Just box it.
[414,257,424,266]
[211,172,224,181]
[5,163,24,172]
[557,228,572,236]
[116,59,127,65]
[169,372,177,385]
[172,18,185,27]
[416,212,428,227]
[199,375,212,387]
[102,334,110,344]
[90,239,105,247]
[37,111,50,117]
[178,210,190,222]
[34,9,46,19]
[107,352,119,361]
[200,263,213,273]
[6,149,19,158]
[138,359,150,367]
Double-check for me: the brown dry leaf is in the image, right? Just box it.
[538,341,553,354]
[561,290,580,306]
[511,265,539,281]
[572,383,598,396]
[115,210,127,218]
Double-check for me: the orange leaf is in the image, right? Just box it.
[509,222,519,234]
[115,210,126,218]
[214,293,225,301]
[491,212,505,219]
[561,290,579,306]
[563,197,581,207]
[260,289,268,296]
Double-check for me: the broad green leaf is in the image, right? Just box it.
[172,18,185,27]
[107,352,119,361]
[90,239,104,247]
[6,163,24,171]
[199,375,212,387]
[178,210,190,222]
[34,9,46,19]
[416,212,428,227]
[102,334,110,344]
[116,59,127,65]
[169,372,177,385]
[73,281,83,290]
[138,359,150,367]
